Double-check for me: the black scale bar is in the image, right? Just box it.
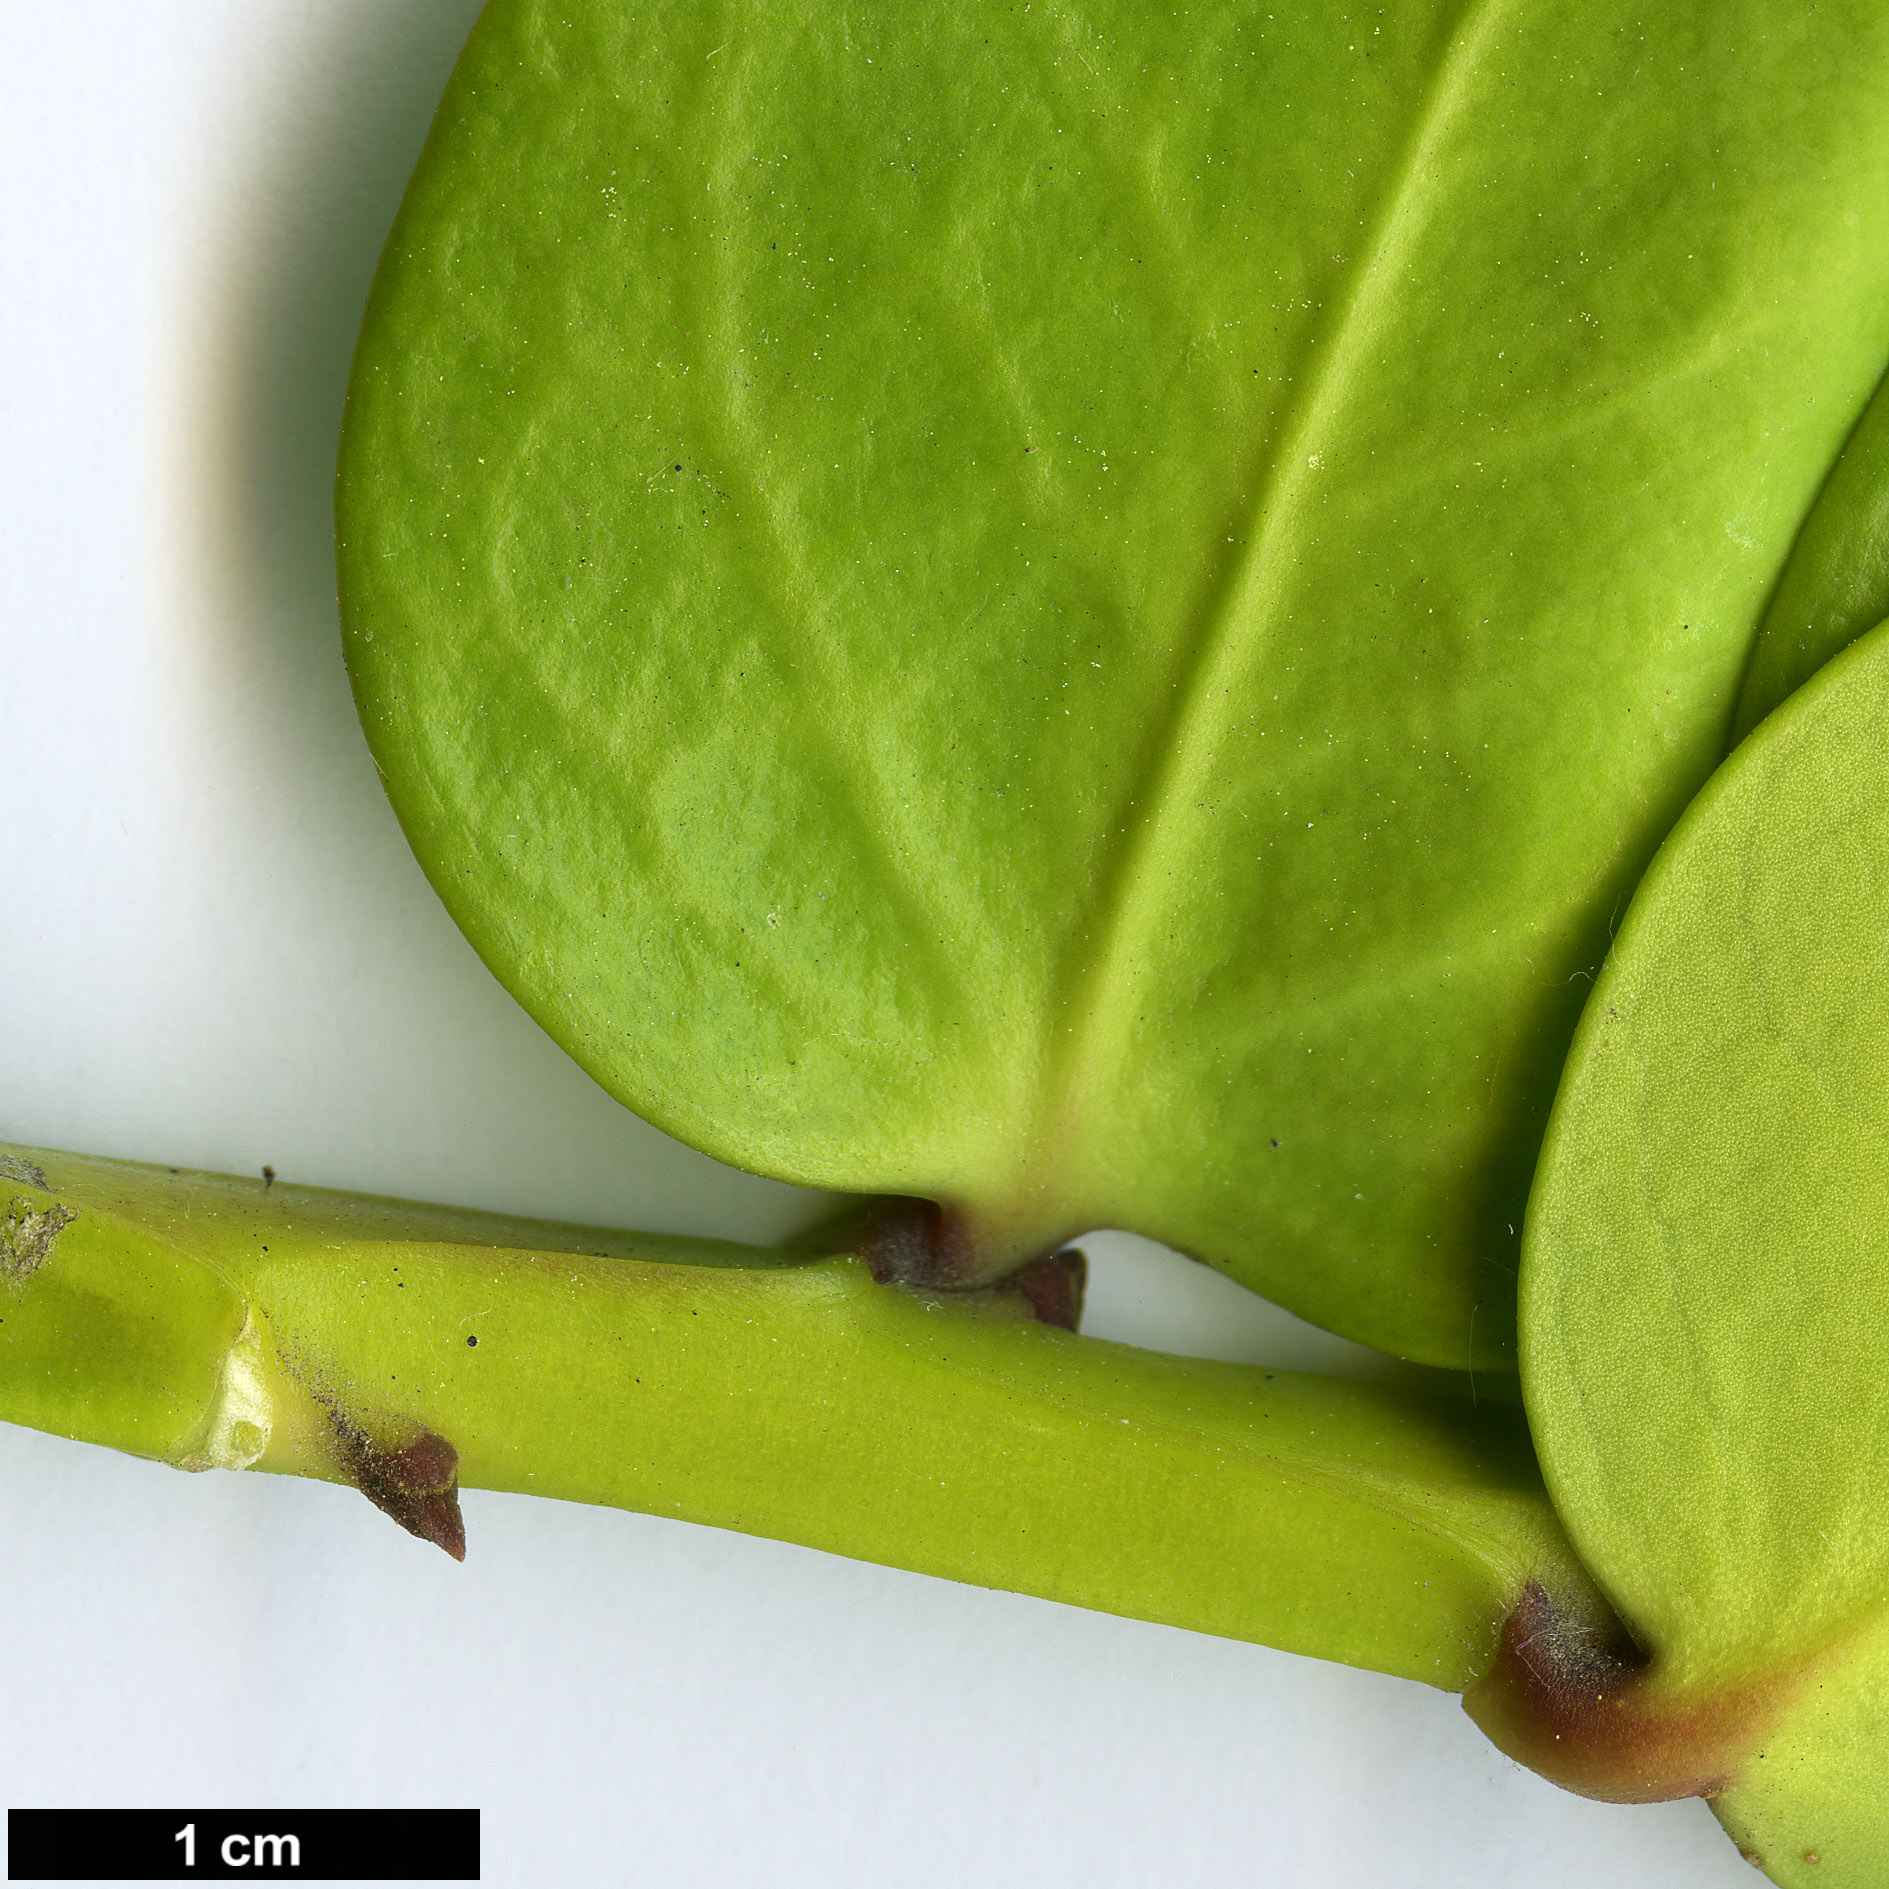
[7,1810,478,1881]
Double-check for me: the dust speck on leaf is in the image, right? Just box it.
[1,1197,75,1284]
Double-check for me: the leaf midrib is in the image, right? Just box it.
[1041,0,1516,1189]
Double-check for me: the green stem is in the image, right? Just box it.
[1,1142,1600,1694]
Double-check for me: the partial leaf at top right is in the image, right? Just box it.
[1735,359,1889,742]
[340,0,1889,1368]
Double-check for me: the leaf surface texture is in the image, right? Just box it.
[340,0,1889,1363]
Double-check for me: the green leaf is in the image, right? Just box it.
[338,0,1889,1365]
[1712,1607,1889,1888]
[1734,361,1889,743]
[1522,618,1889,1872]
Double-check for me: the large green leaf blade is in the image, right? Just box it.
[339,0,1889,1364]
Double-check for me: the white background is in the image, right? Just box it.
[0,6,1758,1885]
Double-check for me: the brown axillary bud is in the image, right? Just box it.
[1464,1580,1780,1803]
[995,1247,1088,1331]
[329,1415,467,1561]
[853,1198,1087,1329]
[854,1196,988,1289]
